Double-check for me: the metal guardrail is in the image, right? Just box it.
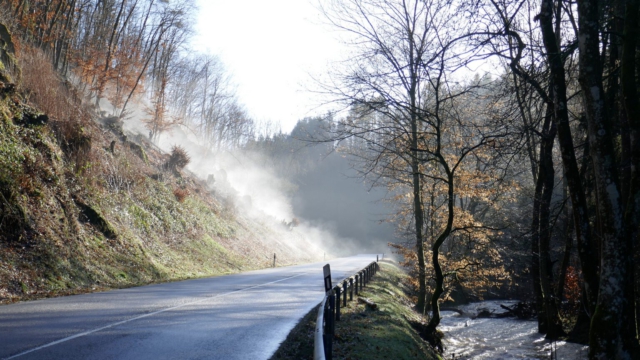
[314,255,383,360]
[314,296,328,360]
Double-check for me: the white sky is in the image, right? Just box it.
[193,0,345,134]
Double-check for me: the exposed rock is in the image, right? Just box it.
[23,112,48,126]
[470,302,535,319]
[358,297,378,310]
[0,81,15,96]
[127,141,148,164]
[0,181,32,243]
[102,116,122,130]
[73,197,118,239]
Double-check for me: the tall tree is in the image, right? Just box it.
[575,0,635,357]
[320,0,442,311]
[321,1,511,333]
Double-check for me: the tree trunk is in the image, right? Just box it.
[412,153,427,312]
[408,33,427,313]
[621,0,640,352]
[531,115,550,334]
[539,0,599,315]
[555,196,573,307]
[538,119,564,339]
[426,163,454,333]
[576,0,631,358]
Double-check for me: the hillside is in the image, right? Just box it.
[0,35,323,304]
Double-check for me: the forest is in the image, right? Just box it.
[0,0,639,359]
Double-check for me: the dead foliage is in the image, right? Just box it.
[166,145,190,172]
[18,45,84,123]
[173,187,189,202]
[18,45,94,172]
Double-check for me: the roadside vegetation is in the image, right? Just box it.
[270,260,441,360]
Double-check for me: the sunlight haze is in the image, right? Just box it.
[194,0,344,133]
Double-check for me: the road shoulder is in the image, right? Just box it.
[270,260,441,359]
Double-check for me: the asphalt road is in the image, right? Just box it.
[0,254,379,360]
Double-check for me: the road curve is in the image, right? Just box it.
[0,254,379,360]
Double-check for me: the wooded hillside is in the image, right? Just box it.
[0,14,321,304]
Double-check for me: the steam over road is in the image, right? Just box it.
[0,255,379,360]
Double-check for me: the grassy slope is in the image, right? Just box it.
[270,260,441,360]
[0,45,322,304]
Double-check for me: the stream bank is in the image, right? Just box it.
[440,301,588,359]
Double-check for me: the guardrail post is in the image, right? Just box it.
[349,278,354,300]
[332,293,337,333]
[342,281,347,307]
[322,299,329,358]
[316,262,387,360]
[335,286,341,321]
[325,293,334,360]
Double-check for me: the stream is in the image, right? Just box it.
[439,301,589,360]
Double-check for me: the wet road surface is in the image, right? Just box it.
[0,254,378,360]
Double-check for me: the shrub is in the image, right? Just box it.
[166,145,190,171]
[173,187,189,202]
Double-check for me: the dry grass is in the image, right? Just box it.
[18,46,84,122]
[18,45,95,171]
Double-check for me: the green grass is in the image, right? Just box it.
[270,261,441,360]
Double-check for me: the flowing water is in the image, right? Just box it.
[439,301,589,360]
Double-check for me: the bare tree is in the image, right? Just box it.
[320,2,513,336]
[320,0,452,312]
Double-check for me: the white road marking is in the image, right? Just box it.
[4,273,309,360]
